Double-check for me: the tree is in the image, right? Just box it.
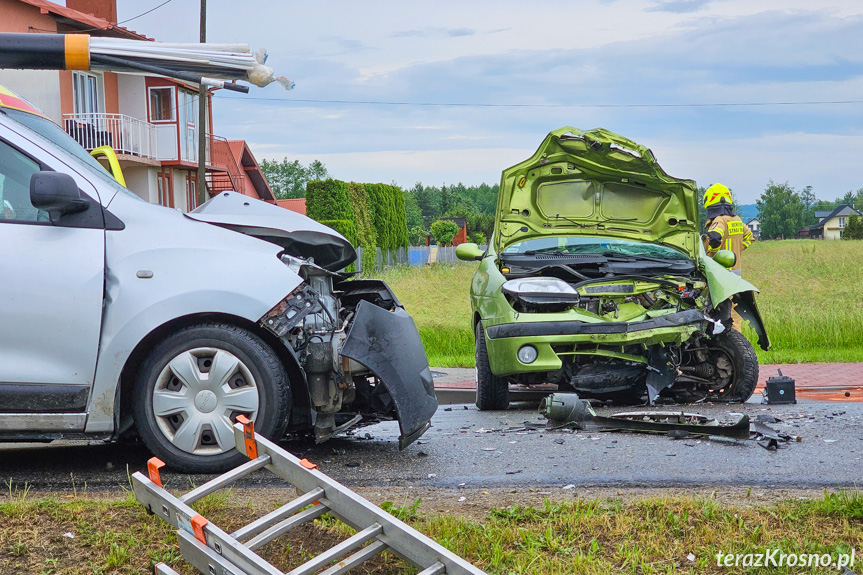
[259,158,330,199]
[430,220,459,246]
[403,190,424,230]
[842,214,863,240]
[756,181,806,239]
[409,226,428,246]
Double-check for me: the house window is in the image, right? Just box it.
[149,87,175,122]
[72,71,102,120]
[839,217,846,228]
[157,170,173,208]
[180,89,199,162]
[186,172,198,211]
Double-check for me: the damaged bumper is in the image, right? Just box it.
[484,309,706,376]
[340,300,438,448]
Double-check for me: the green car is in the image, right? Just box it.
[456,127,769,409]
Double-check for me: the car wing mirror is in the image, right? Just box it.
[30,172,89,223]
[456,242,484,261]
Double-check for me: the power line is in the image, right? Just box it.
[28,0,174,34]
[213,95,863,109]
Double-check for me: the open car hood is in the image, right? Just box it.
[188,191,356,271]
[496,127,700,258]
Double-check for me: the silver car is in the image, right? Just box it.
[0,89,436,472]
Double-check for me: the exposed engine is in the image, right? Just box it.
[259,254,402,442]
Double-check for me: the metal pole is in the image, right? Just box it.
[196,0,208,208]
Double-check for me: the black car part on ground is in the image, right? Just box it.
[340,300,438,448]
[539,392,751,440]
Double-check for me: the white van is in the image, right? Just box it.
[0,87,436,472]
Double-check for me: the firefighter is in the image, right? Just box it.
[702,183,753,276]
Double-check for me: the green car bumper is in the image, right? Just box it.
[483,309,706,376]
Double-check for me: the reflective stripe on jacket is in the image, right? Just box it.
[703,214,753,272]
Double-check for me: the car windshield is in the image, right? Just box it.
[1,108,141,202]
[502,236,690,260]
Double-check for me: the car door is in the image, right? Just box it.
[0,130,105,424]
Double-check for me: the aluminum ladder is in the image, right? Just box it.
[133,416,486,575]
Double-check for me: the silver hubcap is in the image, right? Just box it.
[152,347,259,456]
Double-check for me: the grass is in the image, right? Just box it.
[380,240,863,367]
[1,486,860,574]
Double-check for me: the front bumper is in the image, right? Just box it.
[340,300,437,448]
[484,309,706,376]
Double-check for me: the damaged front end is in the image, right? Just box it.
[260,258,436,448]
[189,192,436,448]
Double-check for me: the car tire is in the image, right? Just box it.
[713,329,759,402]
[475,322,509,410]
[132,322,291,473]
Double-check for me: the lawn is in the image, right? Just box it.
[2,488,860,574]
[380,240,863,367]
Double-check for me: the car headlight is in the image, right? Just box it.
[502,277,577,296]
[502,277,579,313]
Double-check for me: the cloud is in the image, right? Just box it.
[646,0,712,13]
[390,27,476,39]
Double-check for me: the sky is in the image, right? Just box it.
[115,0,863,203]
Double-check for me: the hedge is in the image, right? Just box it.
[347,182,378,273]
[365,183,409,251]
[319,219,357,246]
[305,178,409,272]
[306,179,352,222]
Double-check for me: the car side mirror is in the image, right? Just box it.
[713,249,737,269]
[30,172,89,223]
[456,242,484,261]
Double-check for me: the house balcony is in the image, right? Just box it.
[63,113,159,165]
[205,134,246,196]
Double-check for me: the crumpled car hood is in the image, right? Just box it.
[188,191,356,271]
[496,127,700,258]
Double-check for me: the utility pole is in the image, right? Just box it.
[196,0,207,208]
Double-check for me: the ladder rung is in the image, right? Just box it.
[180,454,271,504]
[246,502,329,551]
[286,523,383,575]
[232,488,325,542]
[317,540,387,575]
[417,563,446,575]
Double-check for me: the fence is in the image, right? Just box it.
[354,245,486,273]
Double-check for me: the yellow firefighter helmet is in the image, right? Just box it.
[703,183,733,208]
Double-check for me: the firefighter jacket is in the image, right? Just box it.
[703,214,753,274]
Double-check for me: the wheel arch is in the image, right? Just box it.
[115,312,309,439]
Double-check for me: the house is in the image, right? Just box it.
[0,0,275,212]
[746,217,761,240]
[274,198,307,215]
[808,204,862,240]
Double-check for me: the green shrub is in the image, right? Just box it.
[306,179,352,222]
[469,232,486,245]
[430,220,460,246]
[366,183,409,251]
[409,226,429,246]
[319,219,357,245]
[347,182,378,273]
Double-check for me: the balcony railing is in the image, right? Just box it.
[63,113,157,160]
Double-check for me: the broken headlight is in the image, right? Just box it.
[502,277,579,312]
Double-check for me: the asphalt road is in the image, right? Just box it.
[2,398,860,493]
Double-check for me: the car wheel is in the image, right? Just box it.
[710,329,759,402]
[475,322,509,410]
[132,323,291,473]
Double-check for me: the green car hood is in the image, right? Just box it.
[495,127,700,257]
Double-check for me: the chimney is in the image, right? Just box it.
[65,0,117,23]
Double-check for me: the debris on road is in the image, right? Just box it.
[539,393,751,440]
